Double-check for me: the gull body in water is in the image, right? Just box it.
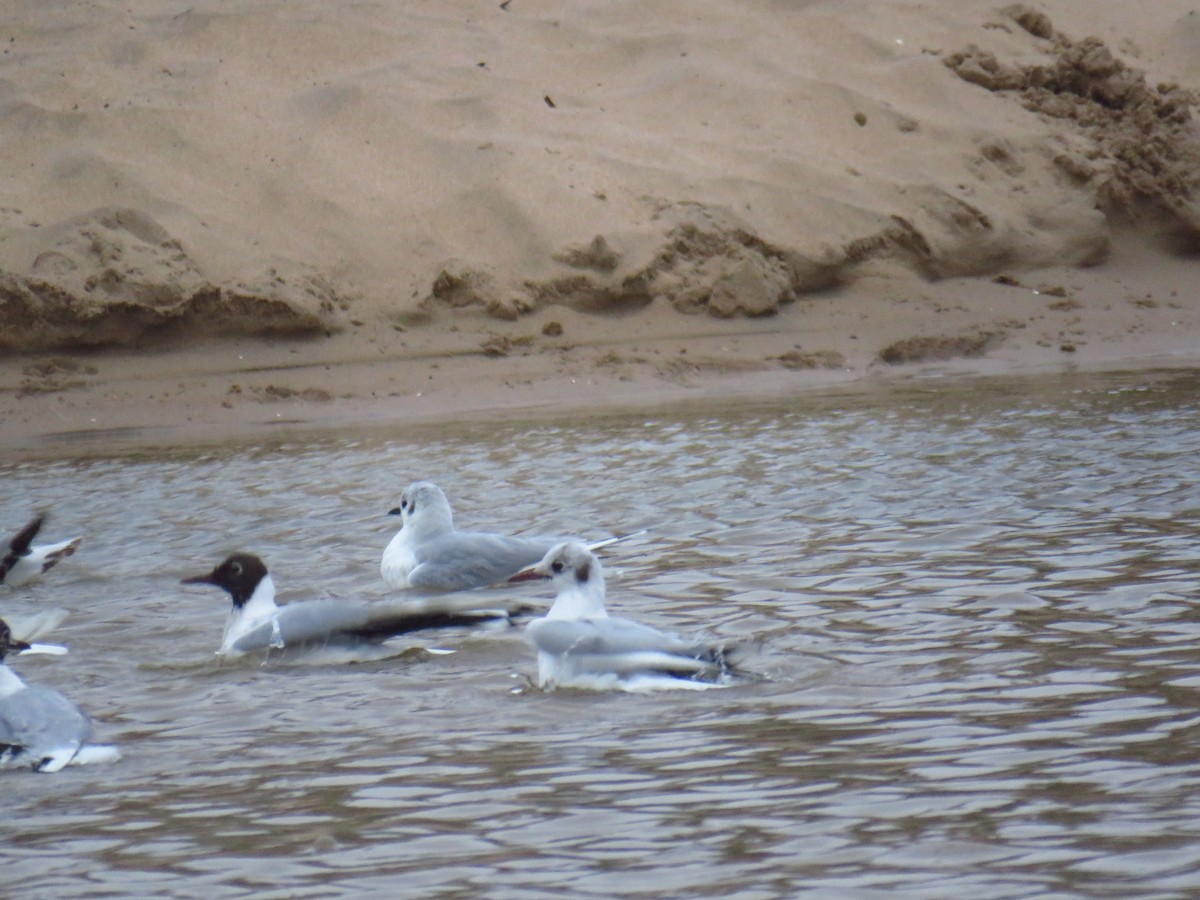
[184,552,531,661]
[0,619,120,773]
[515,541,745,692]
[381,481,635,594]
[1,514,81,588]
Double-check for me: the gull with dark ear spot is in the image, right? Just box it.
[0,618,120,773]
[381,481,640,594]
[183,552,534,661]
[515,541,749,692]
[1,513,82,588]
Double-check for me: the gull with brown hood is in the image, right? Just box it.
[184,551,533,661]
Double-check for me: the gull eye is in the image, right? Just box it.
[550,560,565,574]
[230,561,243,576]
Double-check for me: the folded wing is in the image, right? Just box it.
[229,596,532,653]
[407,533,559,593]
[529,617,732,678]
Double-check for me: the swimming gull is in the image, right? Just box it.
[381,481,636,593]
[0,618,120,772]
[514,541,745,691]
[183,552,533,659]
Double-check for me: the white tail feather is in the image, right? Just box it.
[69,745,122,767]
[19,643,69,657]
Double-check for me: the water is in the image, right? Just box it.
[2,371,1199,898]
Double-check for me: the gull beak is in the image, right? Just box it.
[181,570,217,587]
[508,565,549,583]
[387,507,402,516]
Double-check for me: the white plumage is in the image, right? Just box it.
[520,542,744,692]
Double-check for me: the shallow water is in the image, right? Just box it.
[2,371,1199,898]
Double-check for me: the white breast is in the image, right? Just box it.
[380,532,419,589]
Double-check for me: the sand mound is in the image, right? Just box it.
[416,3,1197,326]
[0,207,343,352]
[422,202,937,322]
[423,203,844,322]
[946,6,1200,251]
[0,1,1195,354]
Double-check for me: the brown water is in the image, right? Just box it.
[2,371,1199,898]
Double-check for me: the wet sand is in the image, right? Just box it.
[4,236,1198,459]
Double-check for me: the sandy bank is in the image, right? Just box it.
[3,234,1198,459]
[0,1,1197,455]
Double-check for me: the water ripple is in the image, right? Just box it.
[2,370,1200,895]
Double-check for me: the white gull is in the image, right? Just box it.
[0,619,120,773]
[381,481,635,594]
[514,541,745,692]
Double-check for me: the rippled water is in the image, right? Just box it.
[3,371,1200,897]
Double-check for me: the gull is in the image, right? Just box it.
[0,619,120,773]
[183,552,532,660]
[381,481,637,593]
[1,513,82,588]
[514,541,745,692]
[1,514,76,653]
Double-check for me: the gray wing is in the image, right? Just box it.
[230,601,376,653]
[0,684,91,767]
[528,617,726,677]
[230,597,528,653]
[408,532,561,592]
[5,608,69,643]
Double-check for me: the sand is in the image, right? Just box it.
[1,1,1198,457]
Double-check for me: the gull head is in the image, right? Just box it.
[526,541,608,620]
[387,481,454,534]
[182,553,270,608]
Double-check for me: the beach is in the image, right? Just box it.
[1,0,1197,454]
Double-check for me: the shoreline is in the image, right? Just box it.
[9,354,1198,463]
[4,243,1199,460]
[5,281,1198,461]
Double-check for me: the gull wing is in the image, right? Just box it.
[1,515,43,583]
[5,608,69,643]
[2,514,82,587]
[528,616,725,677]
[229,597,529,653]
[407,532,559,593]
